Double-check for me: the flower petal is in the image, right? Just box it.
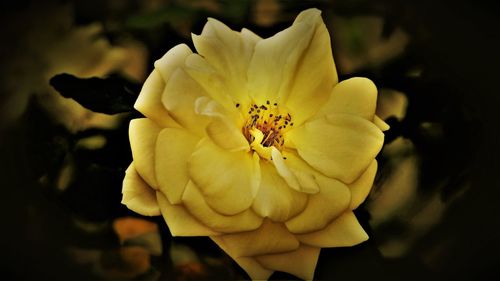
[156,191,218,237]
[135,44,192,128]
[285,175,351,234]
[191,18,260,108]
[122,163,160,216]
[134,69,180,128]
[188,138,258,215]
[210,240,273,280]
[129,118,161,188]
[155,127,199,204]
[283,8,338,125]
[271,147,300,191]
[287,113,384,184]
[315,77,377,121]
[194,96,248,151]
[373,115,390,131]
[256,244,320,281]
[210,220,299,257]
[349,160,377,209]
[252,161,308,222]
[297,212,368,248]
[282,151,321,194]
[181,181,263,233]
[161,68,210,136]
[154,43,192,81]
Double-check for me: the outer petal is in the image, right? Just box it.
[191,18,260,108]
[181,181,263,233]
[134,70,180,128]
[129,118,161,188]
[297,212,368,248]
[283,8,338,125]
[373,115,390,131]
[210,240,273,280]
[256,244,320,281]
[285,175,351,234]
[122,163,160,216]
[252,161,308,222]
[210,220,299,258]
[247,11,314,105]
[349,160,378,209]
[248,9,336,126]
[315,77,377,121]
[188,138,258,215]
[161,68,210,136]
[287,113,384,184]
[156,192,218,237]
[155,127,199,204]
[135,44,193,128]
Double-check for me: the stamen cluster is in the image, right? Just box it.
[241,101,293,150]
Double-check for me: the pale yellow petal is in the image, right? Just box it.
[154,43,192,83]
[252,161,307,222]
[194,96,248,151]
[349,160,377,209]
[129,118,161,188]
[156,191,219,237]
[210,238,273,280]
[181,181,263,233]
[161,68,210,136]
[191,18,259,108]
[284,8,338,125]
[373,115,390,131]
[256,244,320,281]
[297,212,368,248]
[247,14,313,105]
[122,163,160,216]
[186,55,241,117]
[210,220,299,257]
[282,151,320,194]
[315,77,377,121]
[155,127,199,204]
[188,138,257,215]
[134,69,180,128]
[271,147,300,191]
[287,113,384,184]
[285,175,351,234]
[136,44,192,128]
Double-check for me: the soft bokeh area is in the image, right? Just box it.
[1,0,499,280]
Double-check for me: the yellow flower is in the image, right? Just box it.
[122,8,388,280]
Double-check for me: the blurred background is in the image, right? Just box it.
[1,0,500,280]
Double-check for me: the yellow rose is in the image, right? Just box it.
[122,8,388,280]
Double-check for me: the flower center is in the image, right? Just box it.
[240,101,293,159]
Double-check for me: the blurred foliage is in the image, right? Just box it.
[1,0,500,280]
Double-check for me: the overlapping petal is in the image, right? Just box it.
[287,113,384,184]
[122,163,160,216]
[161,67,210,136]
[315,77,378,121]
[188,138,258,215]
[210,220,299,258]
[285,174,351,234]
[181,181,263,233]
[297,212,368,248]
[349,160,378,209]
[252,161,308,222]
[256,244,320,281]
[156,192,218,237]
[155,127,199,204]
[191,18,260,109]
[129,118,161,188]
